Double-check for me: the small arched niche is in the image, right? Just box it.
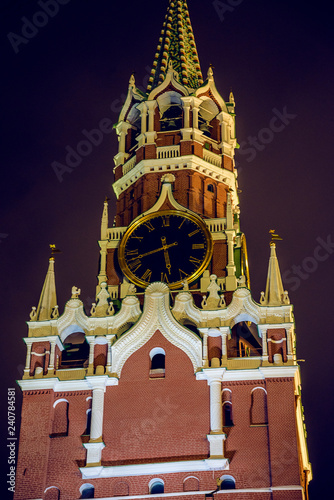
[149,348,165,379]
[80,483,94,499]
[60,332,89,369]
[219,475,236,490]
[228,321,262,358]
[149,479,164,495]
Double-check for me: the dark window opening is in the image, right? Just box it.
[207,184,214,193]
[81,485,95,499]
[223,403,233,427]
[220,479,235,490]
[228,322,262,358]
[150,482,164,495]
[60,333,89,369]
[151,354,165,370]
[160,105,183,131]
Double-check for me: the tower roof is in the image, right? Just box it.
[264,243,284,306]
[36,257,57,321]
[147,0,203,92]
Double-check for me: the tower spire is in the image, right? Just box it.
[264,242,284,306]
[147,0,203,92]
[35,249,58,321]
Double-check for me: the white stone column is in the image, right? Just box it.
[87,337,95,375]
[106,335,113,373]
[84,376,108,466]
[202,331,208,367]
[146,100,157,132]
[116,121,132,154]
[48,339,57,372]
[183,101,191,128]
[23,340,33,377]
[209,378,223,434]
[138,102,147,134]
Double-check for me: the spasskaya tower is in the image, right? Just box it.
[14,1,311,499]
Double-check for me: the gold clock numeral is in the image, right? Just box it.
[178,219,186,230]
[179,269,189,280]
[128,259,141,272]
[131,234,143,241]
[142,269,152,282]
[162,216,170,227]
[161,272,170,283]
[189,256,201,265]
[192,244,204,250]
[188,228,200,238]
[144,221,155,232]
[126,249,139,257]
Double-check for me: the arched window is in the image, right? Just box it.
[113,481,129,496]
[207,184,214,193]
[222,389,233,427]
[183,476,199,492]
[44,486,60,500]
[149,348,165,378]
[51,400,69,437]
[80,484,94,499]
[250,388,268,425]
[60,332,89,369]
[228,321,262,358]
[219,475,236,490]
[149,479,164,495]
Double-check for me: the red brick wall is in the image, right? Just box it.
[103,331,210,464]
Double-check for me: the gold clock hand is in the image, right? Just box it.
[127,241,178,261]
[161,237,172,274]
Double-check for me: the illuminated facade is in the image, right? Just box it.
[15,1,311,499]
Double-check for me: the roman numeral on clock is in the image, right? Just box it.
[144,221,155,232]
[162,216,170,227]
[126,249,139,257]
[161,272,170,283]
[188,228,200,238]
[128,259,141,272]
[192,244,204,250]
[189,256,201,265]
[179,269,189,280]
[142,269,152,282]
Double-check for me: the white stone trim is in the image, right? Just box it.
[17,377,119,392]
[112,156,238,204]
[197,365,299,383]
[111,283,202,377]
[80,458,229,480]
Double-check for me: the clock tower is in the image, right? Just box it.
[14,1,312,499]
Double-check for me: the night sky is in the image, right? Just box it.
[0,0,333,498]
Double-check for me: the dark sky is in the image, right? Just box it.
[0,0,333,498]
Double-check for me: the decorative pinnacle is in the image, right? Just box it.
[207,64,214,79]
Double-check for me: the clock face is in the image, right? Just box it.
[118,210,213,290]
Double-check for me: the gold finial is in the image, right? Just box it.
[105,196,110,203]
[49,244,62,258]
[269,230,283,246]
